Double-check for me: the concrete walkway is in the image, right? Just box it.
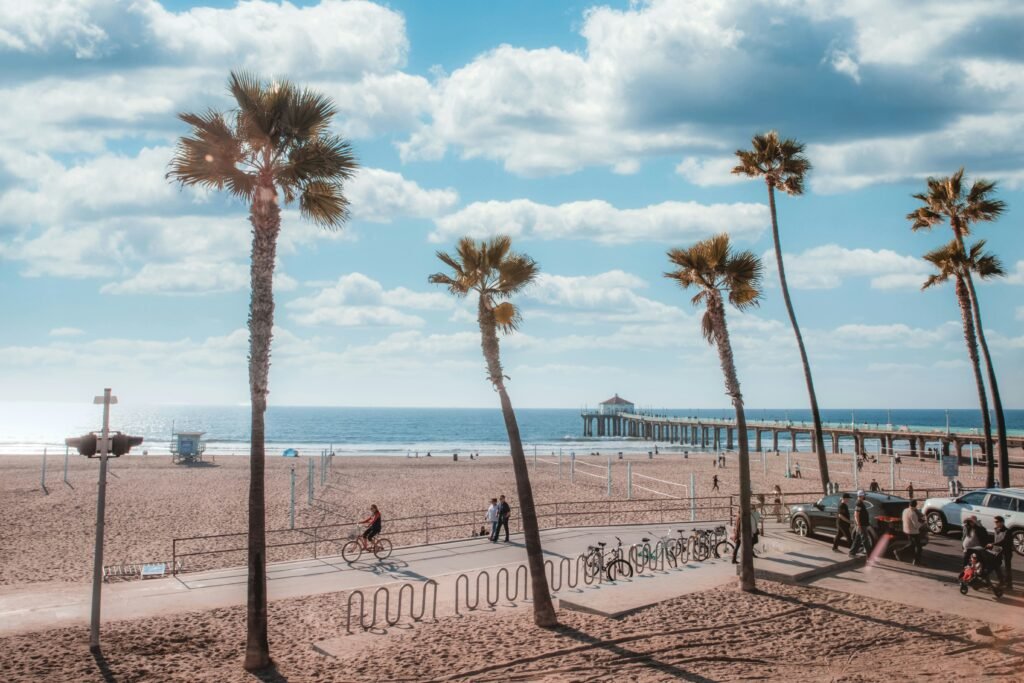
[0,522,723,636]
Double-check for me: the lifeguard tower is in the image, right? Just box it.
[171,431,206,464]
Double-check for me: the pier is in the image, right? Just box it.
[580,412,1024,459]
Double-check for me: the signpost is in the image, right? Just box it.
[942,455,959,479]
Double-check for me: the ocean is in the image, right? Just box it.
[2,403,1022,457]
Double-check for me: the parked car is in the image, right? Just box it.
[789,492,910,547]
[922,487,1024,556]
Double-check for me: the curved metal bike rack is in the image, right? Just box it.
[345,579,438,633]
[454,564,530,616]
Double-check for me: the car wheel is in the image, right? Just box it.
[1013,529,1024,558]
[926,511,946,535]
[792,515,810,537]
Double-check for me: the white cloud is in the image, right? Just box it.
[675,157,747,187]
[1016,306,1024,321]
[809,114,1024,193]
[1004,261,1024,285]
[526,271,682,323]
[810,322,959,351]
[348,168,458,223]
[431,199,768,245]
[0,0,121,58]
[99,262,297,296]
[287,273,452,328]
[763,244,929,290]
[49,327,84,337]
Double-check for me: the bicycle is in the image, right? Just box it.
[583,536,633,581]
[341,533,394,563]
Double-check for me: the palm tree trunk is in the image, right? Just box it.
[707,293,755,592]
[767,183,830,492]
[477,297,557,626]
[954,277,994,487]
[954,232,1009,486]
[244,182,280,671]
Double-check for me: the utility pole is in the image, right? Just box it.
[90,388,114,654]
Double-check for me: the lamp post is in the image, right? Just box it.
[89,389,114,653]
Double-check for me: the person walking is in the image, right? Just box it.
[869,478,880,493]
[988,515,1013,589]
[905,482,914,499]
[794,462,802,479]
[832,492,852,552]
[849,491,872,557]
[497,494,511,542]
[893,499,925,565]
[485,498,500,543]
[772,484,783,523]
[960,516,989,567]
[711,474,720,492]
[732,505,761,564]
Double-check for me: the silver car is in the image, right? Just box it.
[922,487,1024,556]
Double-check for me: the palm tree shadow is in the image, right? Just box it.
[90,649,117,683]
[249,663,289,682]
[556,625,714,682]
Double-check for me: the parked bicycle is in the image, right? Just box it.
[583,536,633,581]
[341,534,394,563]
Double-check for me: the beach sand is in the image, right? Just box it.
[2,450,1021,681]
[0,449,1001,584]
[1,579,1020,682]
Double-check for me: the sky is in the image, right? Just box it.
[0,0,1022,411]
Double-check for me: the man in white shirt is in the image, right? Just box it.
[894,499,925,566]
[485,498,500,543]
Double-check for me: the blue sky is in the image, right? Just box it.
[1,0,1022,410]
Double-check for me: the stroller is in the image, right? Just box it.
[958,549,1004,598]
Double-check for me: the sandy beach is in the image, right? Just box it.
[1,578,1021,682]
[0,448,1004,585]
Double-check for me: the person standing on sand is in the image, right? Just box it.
[497,494,511,542]
[772,485,783,523]
[485,498,500,542]
[711,474,720,492]
[832,493,852,552]
[794,462,802,478]
[906,482,914,499]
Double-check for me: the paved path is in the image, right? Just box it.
[0,522,717,636]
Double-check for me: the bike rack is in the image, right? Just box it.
[345,579,438,634]
[454,565,530,616]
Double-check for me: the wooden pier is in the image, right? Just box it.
[581,412,1024,458]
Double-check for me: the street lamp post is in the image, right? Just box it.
[89,388,115,654]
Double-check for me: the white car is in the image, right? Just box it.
[922,487,1024,556]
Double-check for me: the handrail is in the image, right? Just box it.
[171,494,734,574]
[345,580,437,633]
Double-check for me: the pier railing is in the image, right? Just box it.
[170,494,732,574]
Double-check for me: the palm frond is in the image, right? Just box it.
[278,135,359,189]
[299,180,349,228]
[492,301,521,333]
[428,272,470,296]
[282,87,338,143]
[168,108,254,199]
[496,253,538,296]
[701,311,716,345]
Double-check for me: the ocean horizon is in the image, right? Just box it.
[1,403,1022,457]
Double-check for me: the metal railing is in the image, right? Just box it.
[345,580,437,633]
[170,495,734,574]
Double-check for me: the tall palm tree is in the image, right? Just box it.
[733,131,829,492]
[428,236,558,626]
[908,169,1009,485]
[666,233,763,592]
[168,72,358,670]
[922,240,1005,487]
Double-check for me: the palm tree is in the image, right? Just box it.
[908,169,1009,485]
[733,131,830,492]
[666,233,763,592]
[922,240,1005,487]
[168,72,358,670]
[428,236,558,626]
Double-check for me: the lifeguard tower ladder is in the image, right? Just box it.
[171,431,206,464]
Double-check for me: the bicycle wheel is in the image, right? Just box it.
[715,540,735,559]
[584,554,602,580]
[605,559,633,581]
[373,538,393,560]
[692,541,710,562]
[675,539,690,563]
[341,540,363,564]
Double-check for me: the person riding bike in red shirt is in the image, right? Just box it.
[359,504,382,550]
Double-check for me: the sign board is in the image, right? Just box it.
[942,455,959,478]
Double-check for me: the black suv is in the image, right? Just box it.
[789,492,910,546]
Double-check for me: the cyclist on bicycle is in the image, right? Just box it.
[359,504,382,549]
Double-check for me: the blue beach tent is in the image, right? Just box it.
[282,448,299,457]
